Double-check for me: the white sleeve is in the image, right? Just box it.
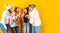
[29,12,34,24]
[2,12,6,23]
[1,11,7,29]
[33,10,39,19]
[34,10,41,25]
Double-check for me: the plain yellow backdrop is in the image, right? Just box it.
[0,0,59,33]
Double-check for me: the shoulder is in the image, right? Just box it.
[2,11,6,14]
[34,9,38,13]
[2,11,7,16]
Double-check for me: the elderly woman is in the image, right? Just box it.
[29,4,41,33]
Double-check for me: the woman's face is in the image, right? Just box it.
[16,8,19,12]
[8,8,12,13]
[29,6,33,11]
[24,9,27,13]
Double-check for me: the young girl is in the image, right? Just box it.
[9,6,20,33]
[22,7,30,33]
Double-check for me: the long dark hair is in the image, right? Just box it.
[25,7,29,14]
[8,9,12,13]
[14,6,19,14]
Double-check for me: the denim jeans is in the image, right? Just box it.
[24,22,30,33]
[0,23,7,33]
[11,26,18,33]
[5,24,10,33]
[32,25,40,33]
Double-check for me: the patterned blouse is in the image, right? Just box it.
[10,12,20,27]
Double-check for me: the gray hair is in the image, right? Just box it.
[29,4,36,9]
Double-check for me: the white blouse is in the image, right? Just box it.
[1,10,10,24]
[29,8,41,26]
[1,10,10,29]
[10,12,19,27]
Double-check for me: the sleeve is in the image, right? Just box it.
[1,11,7,29]
[2,11,6,23]
[33,10,39,19]
[30,10,40,24]
[29,12,34,24]
[34,10,41,25]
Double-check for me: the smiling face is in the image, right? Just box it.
[14,7,19,12]
[16,8,19,12]
[24,9,27,13]
[29,6,33,11]
[8,8,12,13]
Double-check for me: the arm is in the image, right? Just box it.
[30,10,39,24]
[33,11,39,19]
[1,12,7,30]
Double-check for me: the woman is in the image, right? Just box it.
[1,4,12,33]
[9,6,20,33]
[29,4,41,33]
[22,7,30,33]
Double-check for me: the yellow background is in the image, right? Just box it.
[0,0,59,33]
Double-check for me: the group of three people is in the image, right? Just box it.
[0,4,41,33]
